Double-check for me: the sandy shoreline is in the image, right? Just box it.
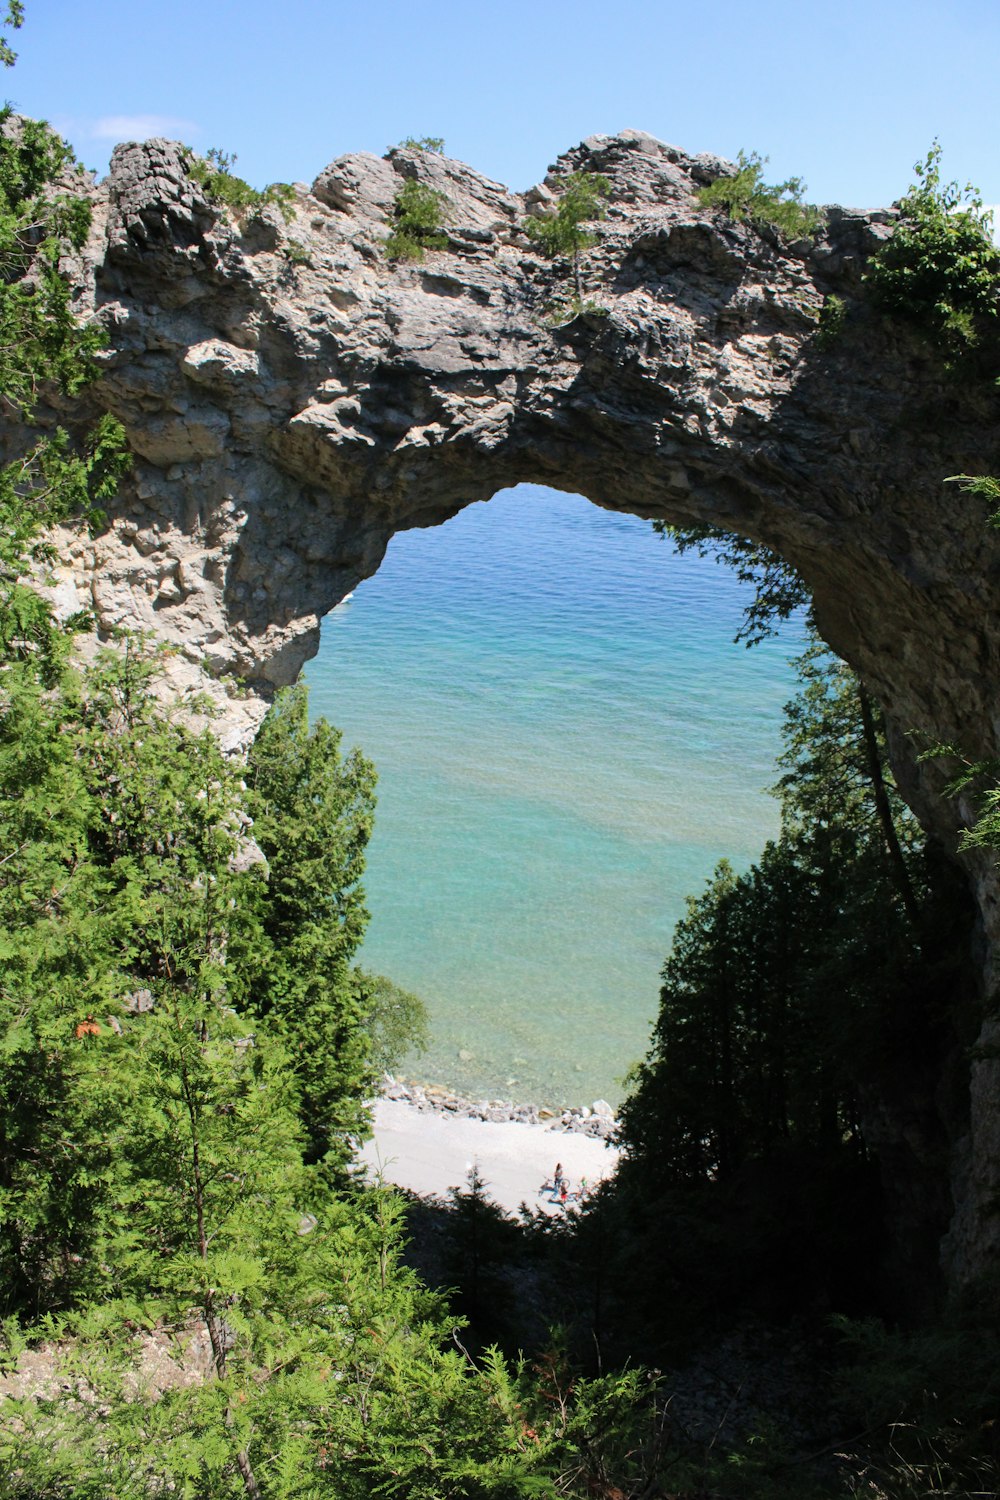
[360,1096,621,1215]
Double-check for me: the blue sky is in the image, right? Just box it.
[5,0,999,209]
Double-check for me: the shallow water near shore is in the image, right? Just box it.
[305,484,805,1109]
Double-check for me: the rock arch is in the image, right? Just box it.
[38,128,1000,1285]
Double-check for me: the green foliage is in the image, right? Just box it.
[654,521,809,645]
[0,637,288,1312]
[815,291,847,347]
[356,970,430,1073]
[866,142,1000,358]
[524,170,611,264]
[385,175,448,261]
[185,146,295,222]
[619,641,936,1196]
[281,236,311,267]
[0,1,22,68]
[697,150,820,239]
[923,739,1000,866]
[945,470,1000,527]
[0,109,104,415]
[398,135,445,154]
[245,684,378,1172]
[0,601,642,1492]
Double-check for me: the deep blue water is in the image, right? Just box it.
[304,485,805,1108]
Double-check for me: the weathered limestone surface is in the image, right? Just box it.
[26,129,1000,1286]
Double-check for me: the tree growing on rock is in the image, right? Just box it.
[525,169,611,297]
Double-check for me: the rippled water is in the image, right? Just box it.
[304,485,805,1108]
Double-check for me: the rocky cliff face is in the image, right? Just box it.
[26,128,1000,1288]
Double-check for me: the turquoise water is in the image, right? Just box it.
[304,485,805,1109]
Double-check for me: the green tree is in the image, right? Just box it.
[619,641,930,1194]
[245,684,378,1172]
[525,170,611,296]
[356,970,430,1073]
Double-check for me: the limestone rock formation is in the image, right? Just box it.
[18,128,1000,1287]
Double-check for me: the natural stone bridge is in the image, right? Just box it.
[39,130,1000,1287]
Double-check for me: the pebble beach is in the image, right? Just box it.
[360,1079,621,1215]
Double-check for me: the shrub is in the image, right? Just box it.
[866,141,1000,357]
[385,176,448,262]
[184,146,295,222]
[397,135,445,154]
[282,237,311,267]
[698,149,820,239]
[945,472,1000,527]
[815,292,847,348]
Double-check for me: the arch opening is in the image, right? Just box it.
[305,483,806,1108]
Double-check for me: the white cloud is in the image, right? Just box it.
[90,114,200,144]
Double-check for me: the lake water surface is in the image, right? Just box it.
[304,485,805,1108]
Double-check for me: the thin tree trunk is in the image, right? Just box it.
[858,683,923,935]
[234,1445,263,1499]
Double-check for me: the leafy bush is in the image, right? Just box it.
[698,149,820,239]
[357,971,429,1072]
[866,142,1000,357]
[385,176,448,261]
[542,292,608,326]
[185,145,295,222]
[281,237,311,267]
[815,291,847,348]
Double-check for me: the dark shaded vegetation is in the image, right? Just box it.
[395,638,987,1496]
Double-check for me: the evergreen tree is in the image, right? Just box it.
[619,640,929,1193]
[245,684,378,1172]
[525,171,611,296]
